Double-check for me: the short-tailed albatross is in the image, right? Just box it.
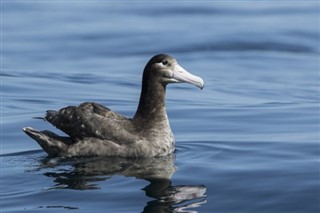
[23,54,204,157]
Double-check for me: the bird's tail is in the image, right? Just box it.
[23,127,71,157]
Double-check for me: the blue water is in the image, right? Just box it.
[1,1,320,213]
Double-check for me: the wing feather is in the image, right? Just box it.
[45,102,138,144]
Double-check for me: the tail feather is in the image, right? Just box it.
[32,116,46,121]
[23,127,71,157]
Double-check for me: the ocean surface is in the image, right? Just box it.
[1,1,319,213]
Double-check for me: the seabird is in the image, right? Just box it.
[23,54,204,157]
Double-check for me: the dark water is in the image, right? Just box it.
[2,1,320,213]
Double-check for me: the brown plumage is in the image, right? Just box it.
[23,54,204,157]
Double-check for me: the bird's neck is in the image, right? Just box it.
[133,80,168,127]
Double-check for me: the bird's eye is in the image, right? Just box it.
[162,60,168,65]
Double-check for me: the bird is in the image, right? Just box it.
[23,54,204,158]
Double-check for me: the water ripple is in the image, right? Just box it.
[169,40,315,54]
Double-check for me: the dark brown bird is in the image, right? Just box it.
[23,54,204,157]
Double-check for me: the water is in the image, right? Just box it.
[1,1,319,212]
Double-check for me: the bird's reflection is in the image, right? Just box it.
[41,154,207,213]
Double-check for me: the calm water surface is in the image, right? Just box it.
[1,1,320,213]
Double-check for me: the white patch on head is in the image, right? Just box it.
[95,130,100,136]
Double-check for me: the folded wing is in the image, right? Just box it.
[45,102,138,144]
